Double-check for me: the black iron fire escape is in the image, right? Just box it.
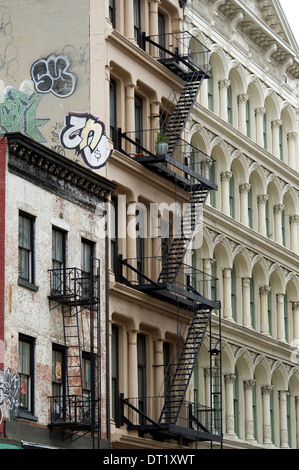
[118,32,222,445]
[47,259,102,446]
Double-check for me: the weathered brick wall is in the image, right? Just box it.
[3,160,107,432]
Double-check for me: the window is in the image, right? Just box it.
[52,345,66,420]
[282,208,286,247]
[136,208,145,282]
[229,173,235,218]
[82,352,92,420]
[227,84,233,125]
[52,228,65,294]
[250,278,255,329]
[135,95,143,154]
[18,335,34,415]
[208,73,214,112]
[263,113,267,149]
[233,368,240,436]
[265,198,270,237]
[248,185,253,228]
[231,265,237,322]
[137,334,146,422]
[279,124,283,160]
[111,325,119,424]
[284,294,288,342]
[19,213,35,285]
[109,0,116,28]
[110,79,117,148]
[109,197,118,272]
[133,0,142,46]
[246,99,251,137]
[81,239,94,298]
[158,12,166,59]
[268,289,272,336]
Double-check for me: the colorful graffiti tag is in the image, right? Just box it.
[60,112,113,169]
[0,89,49,142]
[31,55,76,98]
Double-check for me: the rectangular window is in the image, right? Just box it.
[109,198,118,272]
[227,85,233,125]
[134,0,141,46]
[19,213,34,284]
[111,325,119,424]
[110,79,117,148]
[82,352,92,420]
[81,239,94,298]
[52,228,65,294]
[52,345,65,420]
[229,174,235,218]
[246,99,251,138]
[137,334,146,423]
[18,335,34,414]
[109,0,116,28]
[135,95,143,154]
[208,74,214,112]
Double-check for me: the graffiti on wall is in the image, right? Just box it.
[31,55,76,98]
[60,112,113,169]
[0,88,49,142]
[0,368,19,421]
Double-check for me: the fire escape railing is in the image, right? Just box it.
[47,262,102,444]
[143,31,211,79]
[115,31,222,444]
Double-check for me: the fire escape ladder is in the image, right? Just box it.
[62,303,83,397]
[157,182,209,285]
[159,305,211,424]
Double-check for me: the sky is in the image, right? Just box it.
[279,0,299,45]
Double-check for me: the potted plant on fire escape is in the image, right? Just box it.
[155,129,169,156]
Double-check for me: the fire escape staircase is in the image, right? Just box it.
[118,33,222,443]
[48,261,102,440]
[159,304,211,425]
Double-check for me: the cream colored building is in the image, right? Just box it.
[0,0,298,451]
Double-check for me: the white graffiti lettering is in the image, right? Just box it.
[31,55,76,98]
[60,112,113,169]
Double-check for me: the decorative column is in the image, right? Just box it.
[255,107,266,147]
[239,183,251,225]
[200,65,211,108]
[257,194,269,236]
[279,390,289,448]
[128,329,139,424]
[277,294,286,342]
[224,374,236,438]
[237,93,249,134]
[223,268,233,321]
[244,379,256,442]
[271,119,283,158]
[289,215,299,254]
[261,385,274,446]
[125,83,136,156]
[260,286,271,335]
[219,79,230,121]
[242,278,252,328]
[287,132,297,169]
[292,302,299,346]
[273,204,284,245]
[203,258,214,299]
[220,171,232,216]
[124,0,135,41]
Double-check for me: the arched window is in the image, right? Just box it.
[263,112,267,149]
[248,185,253,228]
[208,73,214,112]
[250,277,255,329]
[246,99,251,137]
[227,84,233,125]
[231,265,237,321]
[229,173,235,218]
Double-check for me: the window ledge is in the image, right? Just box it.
[18,409,38,422]
[18,278,39,292]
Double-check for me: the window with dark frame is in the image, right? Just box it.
[52,228,66,294]
[109,0,116,28]
[18,213,34,285]
[18,335,35,415]
[81,238,94,298]
[52,345,66,420]
[110,79,117,148]
[133,0,142,46]
[111,325,119,424]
